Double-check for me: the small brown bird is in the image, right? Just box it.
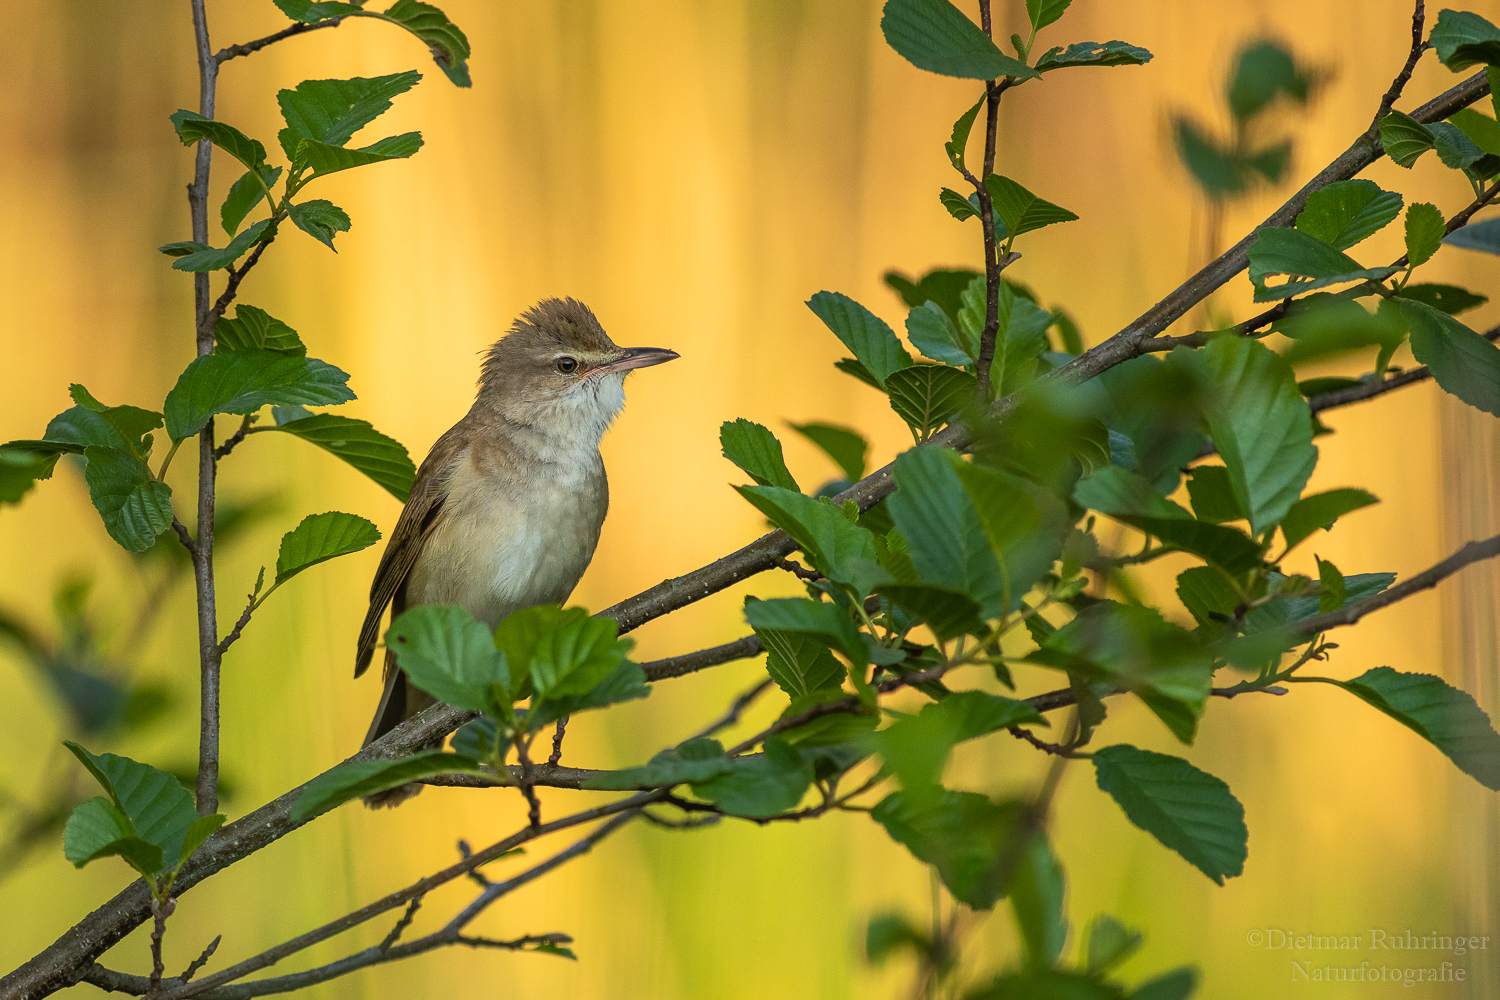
[355,298,677,781]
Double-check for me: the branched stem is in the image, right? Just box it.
[214,17,347,64]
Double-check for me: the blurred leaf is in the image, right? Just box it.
[984,174,1079,240]
[1129,969,1199,1000]
[955,461,1067,607]
[170,112,267,174]
[1444,216,1500,255]
[83,447,173,552]
[389,603,511,715]
[865,913,932,966]
[220,165,282,236]
[736,486,885,595]
[945,94,985,172]
[1403,299,1500,416]
[1036,40,1153,71]
[691,736,813,818]
[1294,179,1402,251]
[288,199,351,251]
[1396,282,1487,314]
[787,422,867,482]
[1184,466,1244,524]
[1010,831,1066,968]
[1227,40,1312,121]
[872,789,1022,909]
[888,449,1008,617]
[63,742,201,876]
[876,584,984,640]
[884,268,981,321]
[1327,667,1500,789]
[720,419,799,491]
[163,349,354,439]
[879,0,1040,81]
[214,304,306,356]
[583,738,736,790]
[274,511,379,586]
[161,219,273,273]
[1405,202,1446,267]
[291,750,483,821]
[1247,227,1398,301]
[1274,294,1405,366]
[968,969,1125,999]
[273,414,415,501]
[1316,556,1345,614]
[1073,467,1262,575]
[1175,118,1246,196]
[371,0,473,87]
[0,446,59,504]
[277,71,422,159]
[808,292,913,385]
[757,626,844,699]
[298,132,424,177]
[1085,915,1144,974]
[1449,107,1500,157]
[886,366,976,442]
[1097,356,1207,495]
[495,605,631,701]
[1430,9,1500,71]
[1092,744,1247,884]
[744,597,867,666]
[1280,488,1377,551]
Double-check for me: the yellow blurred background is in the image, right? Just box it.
[2,1,1499,997]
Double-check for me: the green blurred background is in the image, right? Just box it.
[2,1,1498,996]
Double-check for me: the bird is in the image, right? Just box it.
[354,298,678,802]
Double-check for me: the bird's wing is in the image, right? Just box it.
[354,420,471,678]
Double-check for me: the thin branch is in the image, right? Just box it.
[212,416,254,461]
[214,17,346,63]
[547,717,568,767]
[179,937,220,985]
[514,739,542,831]
[1305,328,1500,412]
[149,896,175,995]
[198,238,275,344]
[641,634,764,682]
[171,517,198,558]
[771,555,822,582]
[215,591,257,657]
[1370,1,1429,131]
[377,897,421,953]
[690,678,775,741]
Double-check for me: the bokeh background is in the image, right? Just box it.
[2,1,1499,997]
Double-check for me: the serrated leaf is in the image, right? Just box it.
[756,627,844,699]
[787,422,866,482]
[1074,467,1262,575]
[170,112,267,174]
[1331,667,1500,789]
[1010,831,1066,968]
[274,0,363,22]
[277,71,422,158]
[1035,40,1152,71]
[1316,556,1345,614]
[885,365,976,442]
[1430,9,1500,72]
[744,597,866,666]
[872,789,1022,909]
[221,165,282,236]
[0,446,59,505]
[1444,216,1500,256]
[1248,226,1398,300]
[1185,465,1245,524]
[1380,110,1436,167]
[289,199,351,251]
[939,187,978,221]
[291,750,484,821]
[1294,179,1403,251]
[1431,120,1484,168]
[62,742,199,875]
[163,218,273,273]
[1403,299,1500,416]
[388,603,512,714]
[834,356,883,389]
[984,174,1078,240]
[885,268,983,320]
[1280,488,1377,551]
[906,301,973,365]
[875,584,985,641]
[720,419,798,491]
[163,349,355,440]
[945,94,985,172]
[370,0,473,87]
[954,461,1068,607]
[82,447,173,552]
[494,605,631,701]
[691,736,813,818]
[887,448,1008,617]
[62,798,162,875]
[273,414,415,501]
[1399,282,1488,314]
[298,132,424,177]
[274,511,380,586]
[1449,107,1500,156]
[736,486,885,595]
[1092,744,1247,884]
[880,0,1041,81]
[1024,0,1071,32]
[214,305,306,356]
[807,291,913,386]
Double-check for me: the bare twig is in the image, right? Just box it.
[547,717,568,767]
[148,896,176,995]
[771,555,822,582]
[215,591,257,657]
[514,740,542,831]
[1370,1,1429,130]
[212,416,253,461]
[198,239,275,344]
[171,517,198,558]
[641,634,764,681]
[377,897,421,954]
[691,678,775,741]
[178,937,220,986]
[214,17,346,63]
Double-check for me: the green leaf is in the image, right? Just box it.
[525,657,648,729]
[180,812,225,863]
[888,449,1008,617]
[1293,179,1403,251]
[274,0,364,22]
[1130,969,1199,1000]
[0,446,59,505]
[370,0,473,87]
[834,356,883,389]
[954,461,1067,606]
[1316,556,1346,614]
[1085,915,1144,974]
[290,749,484,821]
[44,387,165,460]
[272,414,416,501]
[945,94,985,172]
[221,165,282,236]
[163,349,355,439]
[984,174,1079,240]
[886,365,976,442]
[1274,294,1406,366]
[866,913,931,966]
[744,597,866,666]
[1449,107,1500,156]
[720,419,799,491]
[1010,832,1067,968]
[288,199,351,251]
[298,132,424,177]
[83,447,173,552]
[884,268,983,320]
[879,0,1041,81]
[163,218,273,273]
[1175,118,1248,196]
[582,738,737,790]
[1330,667,1500,789]
[1247,226,1398,300]
[876,584,985,641]
[807,291,913,385]
[1174,338,1316,536]
[1175,566,1239,627]
[388,603,512,714]
[691,736,814,817]
[1227,40,1312,121]
[1035,40,1153,71]
[939,187,978,221]
[277,71,422,158]
[1024,0,1071,32]
[756,627,844,699]
[1092,744,1247,884]
[1444,216,1500,255]
[906,301,973,365]
[170,112,268,174]
[1280,488,1377,551]
[62,798,162,875]
[736,486,884,595]
[63,742,199,875]
[495,605,631,700]
[1074,467,1262,575]
[1430,9,1500,71]
[1184,465,1245,524]
[872,789,1022,909]
[214,305,307,356]
[1403,299,1500,416]
[787,422,867,482]
[274,511,380,586]
[1434,120,1484,167]
[1398,282,1488,314]
[968,970,1125,999]
[1381,110,1437,167]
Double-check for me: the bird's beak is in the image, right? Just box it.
[603,347,680,373]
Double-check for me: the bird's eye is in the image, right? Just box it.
[556,357,578,374]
